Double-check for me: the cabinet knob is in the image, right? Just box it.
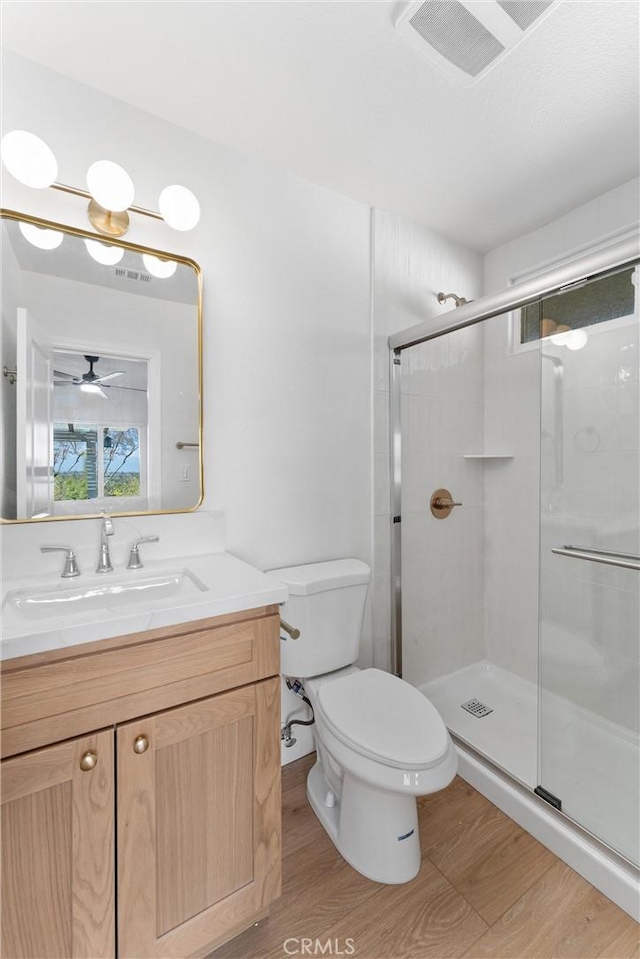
[133,734,149,754]
[79,750,98,771]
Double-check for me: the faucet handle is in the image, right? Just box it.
[127,536,159,570]
[41,545,81,578]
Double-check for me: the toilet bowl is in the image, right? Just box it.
[304,666,457,883]
[269,559,457,884]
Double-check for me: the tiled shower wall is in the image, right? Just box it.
[482,317,541,682]
[371,209,483,673]
[400,327,486,684]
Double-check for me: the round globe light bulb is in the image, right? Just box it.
[86,160,134,212]
[19,222,64,250]
[1,130,58,188]
[142,253,177,278]
[549,327,572,346]
[84,239,124,266]
[159,184,200,231]
[566,329,588,351]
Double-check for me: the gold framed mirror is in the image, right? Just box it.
[1,210,203,523]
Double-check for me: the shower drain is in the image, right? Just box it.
[461,698,493,718]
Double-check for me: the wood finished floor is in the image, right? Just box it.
[215,754,639,959]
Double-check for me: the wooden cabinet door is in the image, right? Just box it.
[1,729,115,959]
[117,676,281,958]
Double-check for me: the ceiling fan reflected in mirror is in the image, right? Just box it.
[53,355,125,400]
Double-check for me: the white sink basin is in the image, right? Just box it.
[5,568,207,621]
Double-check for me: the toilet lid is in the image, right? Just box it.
[316,668,450,770]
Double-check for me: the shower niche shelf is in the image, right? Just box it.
[462,454,514,460]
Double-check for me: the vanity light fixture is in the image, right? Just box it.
[18,221,64,250]
[84,238,125,266]
[142,252,177,279]
[87,160,135,213]
[564,329,588,351]
[86,159,136,236]
[1,130,58,188]
[546,320,588,351]
[158,185,200,232]
[1,130,201,239]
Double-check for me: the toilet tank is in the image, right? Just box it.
[267,559,370,678]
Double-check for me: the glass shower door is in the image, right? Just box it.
[537,266,640,864]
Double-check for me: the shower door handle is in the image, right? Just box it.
[551,546,640,571]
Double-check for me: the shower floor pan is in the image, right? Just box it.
[421,660,639,869]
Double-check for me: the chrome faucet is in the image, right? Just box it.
[96,513,114,573]
[126,535,159,570]
[41,545,81,578]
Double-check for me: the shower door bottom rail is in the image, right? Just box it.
[551,545,640,571]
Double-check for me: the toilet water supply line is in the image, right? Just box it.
[281,678,315,747]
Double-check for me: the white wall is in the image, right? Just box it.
[371,209,484,677]
[1,52,373,763]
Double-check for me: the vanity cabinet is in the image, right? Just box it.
[1,729,115,959]
[118,680,280,957]
[1,605,281,959]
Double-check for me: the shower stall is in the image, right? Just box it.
[389,237,639,917]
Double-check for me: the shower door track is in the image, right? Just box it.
[388,232,640,678]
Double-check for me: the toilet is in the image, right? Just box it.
[269,558,457,884]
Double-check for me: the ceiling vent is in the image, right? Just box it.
[396,0,558,86]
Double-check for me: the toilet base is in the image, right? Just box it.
[307,760,421,884]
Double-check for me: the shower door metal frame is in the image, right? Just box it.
[388,233,640,678]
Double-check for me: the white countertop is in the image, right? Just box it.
[1,551,288,661]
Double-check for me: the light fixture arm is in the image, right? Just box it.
[50,181,163,221]
[49,181,164,237]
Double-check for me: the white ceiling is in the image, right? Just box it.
[3,1,639,252]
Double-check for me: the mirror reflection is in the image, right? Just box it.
[1,212,202,521]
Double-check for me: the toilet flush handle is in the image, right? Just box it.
[280,618,300,640]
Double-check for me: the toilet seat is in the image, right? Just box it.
[315,668,450,771]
